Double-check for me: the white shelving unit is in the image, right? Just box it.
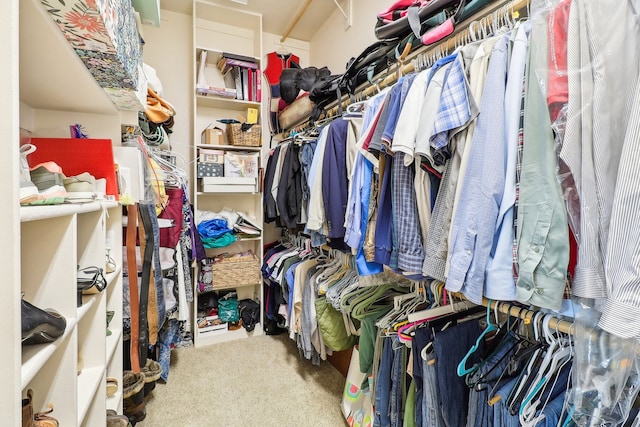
[4,0,131,424]
[191,0,265,348]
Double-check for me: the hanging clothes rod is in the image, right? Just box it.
[482,298,574,335]
[323,0,530,118]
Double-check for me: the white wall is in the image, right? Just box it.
[310,0,390,75]
[140,9,193,185]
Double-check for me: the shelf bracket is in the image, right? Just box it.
[332,0,352,30]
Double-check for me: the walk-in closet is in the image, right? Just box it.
[7,0,640,425]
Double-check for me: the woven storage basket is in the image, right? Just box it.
[227,123,261,147]
[198,253,260,292]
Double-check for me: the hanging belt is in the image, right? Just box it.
[126,205,141,373]
[139,204,159,347]
[137,203,154,364]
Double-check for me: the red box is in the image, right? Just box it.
[27,138,119,199]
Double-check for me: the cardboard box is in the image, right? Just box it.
[201,126,224,145]
[198,149,224,163]
[197,162,224,178]
[224,152,259,178]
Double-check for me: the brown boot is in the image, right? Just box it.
[141,359,162,402]
[123,371,146,423]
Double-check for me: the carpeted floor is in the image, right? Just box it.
[143,334,348,427]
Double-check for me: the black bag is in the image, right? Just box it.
[341,38,399,95]
[238,299,260,332]
[279,66,332,105]
[374,0,462,40]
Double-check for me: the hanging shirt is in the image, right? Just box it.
[306,127,330,240]
[562,0,640,306]
[422,40,482,281]
[485,22,531,301]
[446,34,510,304]
[516,15,568,311]
[322,119,350,240]
[390,69,430,163]
[381,73,417,146]
[263,146,281,223]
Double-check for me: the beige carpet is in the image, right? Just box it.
[143,334,348,427]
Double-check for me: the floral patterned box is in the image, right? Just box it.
[39,0,144,110]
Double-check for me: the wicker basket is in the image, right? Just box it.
[198,252,260,292]
[227,123,261,147]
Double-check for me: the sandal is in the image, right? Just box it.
[107,377,119,398]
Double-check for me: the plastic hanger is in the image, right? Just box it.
[456,300,499,377]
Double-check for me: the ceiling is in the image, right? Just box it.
[159,0,339,41]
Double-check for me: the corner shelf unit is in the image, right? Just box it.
[6,0,133,423]
[20,202,123,426]
[191,0,265,348]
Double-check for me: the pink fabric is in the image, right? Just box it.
[420,17,454,46]
[378,0,428,23]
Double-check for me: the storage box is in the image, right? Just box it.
[197,162,224,178]
[198,148,224,163]
[227,123,261,146]
[224,152,259,178]
[201,126,224,145]
[200,177,257,193]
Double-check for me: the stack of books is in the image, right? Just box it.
[196,50,237,98]
[216,52,262,102]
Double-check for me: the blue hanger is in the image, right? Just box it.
[456,299,498,377]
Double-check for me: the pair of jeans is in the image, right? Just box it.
[466,332,519,426]
[389,338,406,427]
[413,327,433,425]
[422,351,445,427]
[493,376,521,427]
[374,337,393,427]
[433,319,483,427]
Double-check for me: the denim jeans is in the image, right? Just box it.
[389,337,406,427]
[413,327,433,425]
[466,332,519,426]
[374,337,393,427]
[433,319,483,427]
[493,376,521,427]
[422,352,445,427]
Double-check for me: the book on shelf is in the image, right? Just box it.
[217,54,259,75]
[233,67,244,101]
[256,69,262,102]
[242,68,249,101]
[247,68,254,102]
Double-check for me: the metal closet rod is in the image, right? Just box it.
[323,0,531,118]
[482,298,574,335]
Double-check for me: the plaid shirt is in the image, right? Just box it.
[430,57,473,153]
[392,152,425,274]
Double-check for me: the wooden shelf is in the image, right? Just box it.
[196,94,261,111]
[194,323,263,347]
[106,328,123,365]
[78,294,100,322]
[20,201,118,223]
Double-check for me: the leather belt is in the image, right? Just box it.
[126,204,141,373]
[139,204,159,347]
[137,202,154,363]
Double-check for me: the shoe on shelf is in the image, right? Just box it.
[26,162,67,206]
[107,410,132,427]
[34,404,59,427]
[19,144,39,206]
[64,172,97,203]
[21,297,67,345]
[107,377,119,398]
[22,389,59,427]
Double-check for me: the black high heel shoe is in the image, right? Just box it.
[77,266,106,307]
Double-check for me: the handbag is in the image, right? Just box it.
[341,346,373,427]
[374,0,462,40]
[145,88,176,124]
